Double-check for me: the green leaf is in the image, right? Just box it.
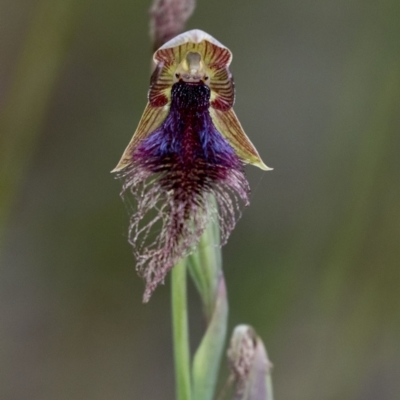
[188,215,221,320]
[188,204,228,400]
[192,276,228,400]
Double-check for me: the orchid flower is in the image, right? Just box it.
[113,29,271,302]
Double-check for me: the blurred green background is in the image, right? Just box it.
[1,0,399,399]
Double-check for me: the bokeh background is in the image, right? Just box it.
[1,0,399,399]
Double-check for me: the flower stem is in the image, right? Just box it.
[171,257,192,400]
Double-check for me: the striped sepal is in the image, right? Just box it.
[210,108,271,171]
[209,66,235,111]
[112,102,169,172]
[148,61,173,107]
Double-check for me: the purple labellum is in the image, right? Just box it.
[118,81,249,302]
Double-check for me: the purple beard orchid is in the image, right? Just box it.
[113,30,271,302]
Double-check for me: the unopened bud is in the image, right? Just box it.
[226,325,274,400]
[227,325,257,386]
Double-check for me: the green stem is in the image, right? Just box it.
[171,258,192,400]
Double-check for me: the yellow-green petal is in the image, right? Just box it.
[112,102,169,172]
[210,108,271,171]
